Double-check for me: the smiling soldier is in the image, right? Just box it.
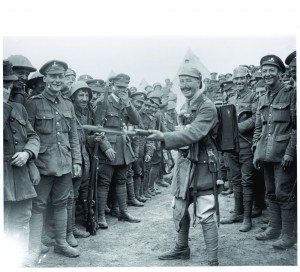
[25,60,82,264]
[253,55,297,250]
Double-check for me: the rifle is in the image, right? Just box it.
[86,142,99,235]
[207,150,220,227]
[82,125,152,137]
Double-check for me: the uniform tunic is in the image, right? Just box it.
[25,89,81,176]
[3,102,40,201]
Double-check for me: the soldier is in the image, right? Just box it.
[27,71,45,97]
[220,66,258,232]
[162,79,178,103]
[129,86,138,94]
[94,73,141,229]
[64,68,76,89]
[25,60,82,262]
[285,51,296,85]
[145,84,154,95]
[77,74,93,81]
[7,54,36,105]
[253,55,296,249]
[66,81,100,247]
[86,79,106,110]
[148,66,219,266]
[3,60,41,265]
[254,79,267,98]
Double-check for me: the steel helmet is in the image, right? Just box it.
[7,54,36,72]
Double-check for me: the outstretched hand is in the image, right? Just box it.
[147,130,164,141]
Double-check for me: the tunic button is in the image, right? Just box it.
[57,132,60,135]
[15,141,18,145]
[43,116,46,119]
[56,112,59,114]
[12,129,16,134]
[10,117,15,122]
[268,134,271,136]
[57,122,59,125]
[268,124,271,126]
[270,104,273,107]
[269,114,272,116]
[58,142,61,145]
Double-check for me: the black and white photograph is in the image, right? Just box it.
[1,0,299,270]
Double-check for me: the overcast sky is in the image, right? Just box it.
[3,36,296,88]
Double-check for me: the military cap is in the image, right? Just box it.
[210,72,218,80]
[129,86,137,93]
[78,74,93,81]
[144,85,153,90]
[86,79,105,93]
[3,60,18,81]
[256,79,266,88]
[233,66,250,79]
[151,100,160,107]
[222,81,235,92]
[160,98,168,108]
[179,66,202,79]
[65,68,76,77]
[260,55,286,73]
[144,99,153,106]
[218,74,225,80]
[109,73,130,87]
[69,81,92,99]
[249,76,257,83]
[39,60,68,76]
[167,101,176,110]
[220,80,233,89]
[131,91,147,102]
[7,54,36,72]
[148,91,162,105]
[253,70,262,79]
[153,82,162,89]
[27,71,44,88]
[285,51,296,66]
[148,90,163,98]
[225,73,233,80]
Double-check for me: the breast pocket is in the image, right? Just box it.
[258,104,269,124]
[35,113,54,134]
[272,103,290,123]
[105,112,120,128]
[61,112,72,132]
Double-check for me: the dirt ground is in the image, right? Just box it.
[36,184,297,268]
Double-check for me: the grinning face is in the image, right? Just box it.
[65,75,76,88]
[73,89,90,109]
[132,99,143,110]
[12,67,30,89]
[233,76,247,92]
[43,73,65,94]
[179,75,200,99]
[261,65,280,88]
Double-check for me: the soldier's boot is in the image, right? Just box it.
[72,199,90,238]
[127,177,144,207]
[158,212,190,260]
[66,195,78,247]
[202,217,219,266]
[53,208,80,257]
[156,179,169,187]
[272,208,296,250]
[27,213,44,266]
[221,191,243,224]
[116,183,141,223]
[255,201,281,241]
[97,189,109,229]
[134,176,147,203]
[239,194,253,232]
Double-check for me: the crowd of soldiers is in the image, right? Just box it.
[2,50,297,267]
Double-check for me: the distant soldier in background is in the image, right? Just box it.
[86,79,106,110]
[221,66,258,232]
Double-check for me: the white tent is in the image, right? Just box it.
[107,69,116,80]
[172,48,211,111]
